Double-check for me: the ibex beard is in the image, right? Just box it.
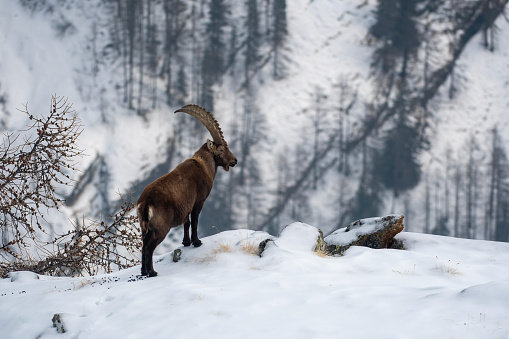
[136,105,237,277]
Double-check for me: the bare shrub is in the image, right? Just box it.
[0,96,140,278]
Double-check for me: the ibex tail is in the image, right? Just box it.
[137,201,150,237]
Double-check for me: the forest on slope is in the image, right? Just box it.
[1,0,509,251]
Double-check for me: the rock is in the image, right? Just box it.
[315,229,327,254]
[51,313,80,334]
[173,249,182,262]
[257,239,272,256]
[324,215,405,256]
[52,313,66,333]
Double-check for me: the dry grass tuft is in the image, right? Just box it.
[194,254,217,265]
[241,240,259,256]
[195,242,234,265]
[393,264,417,275]
[315,247,331,258]
[212,242,234,254]
[72,278,94,290]
[434,264,462,276]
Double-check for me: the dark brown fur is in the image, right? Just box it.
[137,139,236,277]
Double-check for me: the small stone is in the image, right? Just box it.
[257,239,272,256]
[315,229,327,253]
[52,313,66,333]
[173,249,182,262]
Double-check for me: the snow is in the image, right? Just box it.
[0,1,84,128]
[1,225,509,339]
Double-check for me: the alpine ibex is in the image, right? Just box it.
[136,105,237,277]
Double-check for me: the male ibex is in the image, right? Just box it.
[136,105,237,277]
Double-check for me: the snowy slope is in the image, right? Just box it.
[1,226,509,339]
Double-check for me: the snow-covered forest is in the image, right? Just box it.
[1,0,509,254]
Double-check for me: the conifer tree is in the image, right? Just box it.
[374,111,422,198]
[162,0,188,105]
[175,65,188,106]
[244,0,261,86]
[370,0,421,77]
[489,128,509,242]
[200,0,229,110]
[272,0,287,78]
[350,141,383,221]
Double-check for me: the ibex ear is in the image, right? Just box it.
[206,139,215,151]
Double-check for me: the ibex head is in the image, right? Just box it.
[175,105,237,171]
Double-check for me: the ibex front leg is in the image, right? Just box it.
[182,217,191,247]
[191,203,204,247]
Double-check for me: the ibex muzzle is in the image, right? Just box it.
[136,105,237,277]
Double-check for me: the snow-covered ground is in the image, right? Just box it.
[1,224,508,339]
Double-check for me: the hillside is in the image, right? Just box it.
[1,0,509,258]
[1,227,509,338]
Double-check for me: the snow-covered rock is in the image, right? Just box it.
[324,215,405,255]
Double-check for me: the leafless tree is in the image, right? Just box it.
[1,96,83,259]
[0,96,140,278]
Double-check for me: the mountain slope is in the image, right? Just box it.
[1,228,509,338]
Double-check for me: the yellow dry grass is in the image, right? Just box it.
[195,242,234,265]
[434,264,462,276]
[240,240,259,256]
[315,247,331,258]
[212,242,234,254]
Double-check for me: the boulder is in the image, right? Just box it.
[323,215,405,256]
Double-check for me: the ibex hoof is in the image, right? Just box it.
[141,268,158,277]
[182,239,191,247]
[193,240,202,247]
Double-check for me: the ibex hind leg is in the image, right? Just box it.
[191,204,203,247]
[141,229,159,277]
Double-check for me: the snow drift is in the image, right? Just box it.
[1,226,508,339]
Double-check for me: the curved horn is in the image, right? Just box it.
[175,104,224,145]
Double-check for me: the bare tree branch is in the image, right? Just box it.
[1,96,141,278]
